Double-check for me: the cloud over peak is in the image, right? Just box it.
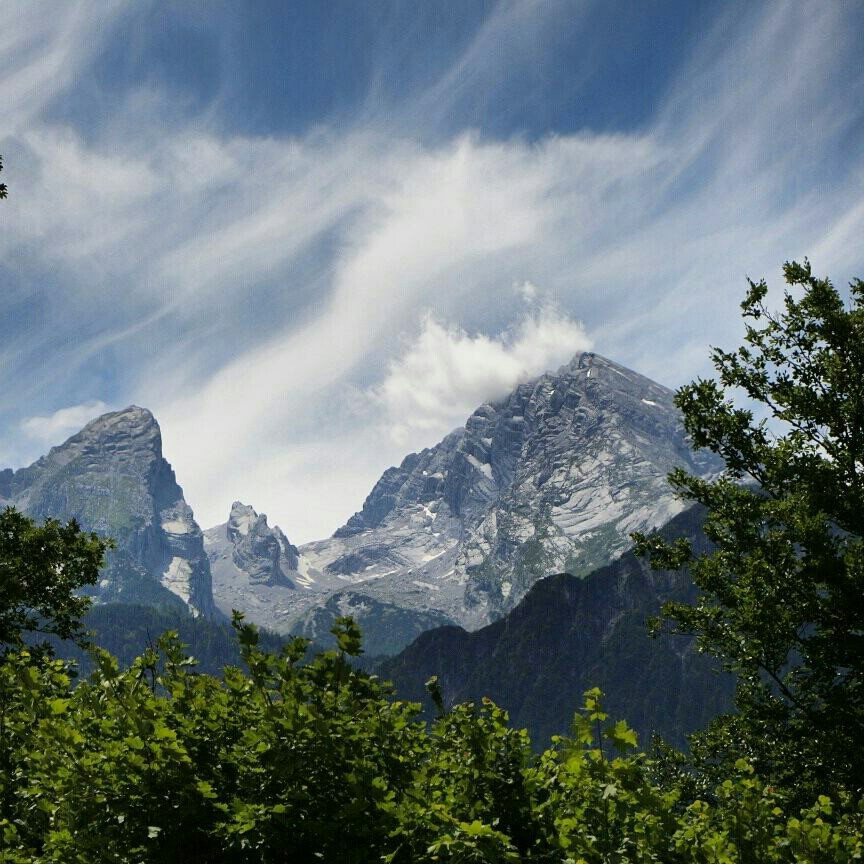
[377,305,591,447]
[1,1,863,540]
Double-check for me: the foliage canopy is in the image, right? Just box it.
[635,261,864,799]
[1,620,862,862]
[0,507,109,655]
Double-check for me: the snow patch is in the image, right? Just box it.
[465,453,493,480]
[293,555,317,588]
[161,557,192,606]
[233,511,254,536]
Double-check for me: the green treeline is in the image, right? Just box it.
[48,603,292,677]
[1,620,862,863]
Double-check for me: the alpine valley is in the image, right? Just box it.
[2,351,731,742]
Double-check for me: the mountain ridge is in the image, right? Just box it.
[287,351,720,635]
[4,351,720,656]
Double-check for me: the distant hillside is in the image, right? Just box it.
[46,604,291,677]
[380,505,735,749]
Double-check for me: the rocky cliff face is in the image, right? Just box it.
[205,501,460,652]
[225,501,299,587]
[296,352,720,631]
[6,351,720,652]
[204,502,315,631]
[1,407,216,616]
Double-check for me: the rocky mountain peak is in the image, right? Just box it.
[4,405,216,617]
[22,405,163,478]
[83,404,159,435]
[221,501,299,587]
[75,405,161,453]
[296,351,722,632]
[227,501,260,540]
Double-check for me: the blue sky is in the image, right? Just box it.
[2,1,863,541]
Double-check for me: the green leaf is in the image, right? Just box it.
[48,698,70,715]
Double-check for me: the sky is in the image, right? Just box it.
[2,1,863,542]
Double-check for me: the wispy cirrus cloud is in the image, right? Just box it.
[1,1,862,541]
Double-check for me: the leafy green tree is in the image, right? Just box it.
[0,507,109,654]
[3,615,863,862]
[634,261,864,799]
[0,155,7,198]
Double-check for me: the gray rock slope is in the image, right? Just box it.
[204,501,451,653]
[0,406,216,617]
[205,501,303,631]
[290,592,453,658]
[293,352,719,631]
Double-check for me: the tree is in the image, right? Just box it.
[0,154,7,198]
[0,507,109,654]
[634,260,864,799]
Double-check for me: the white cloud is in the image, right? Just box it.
[1,2,863,543]
[0,1,127,129]
[516,280,539,303]
[376,306,591,446]
[147,132,571,523]
[21,401,109,445]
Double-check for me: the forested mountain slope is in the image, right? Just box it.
[381,505,734,747]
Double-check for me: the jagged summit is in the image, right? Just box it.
[72,404,159,442]
[226,500,300,580]
[25,405,162,473]
[204,501,311,632]
[556,349,646,375]
[3,404,216,617]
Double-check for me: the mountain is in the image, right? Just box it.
[0,406,216,617]
[290,591,453,658]
[204,501,453,654]
[379,505,735,749]
[289,352,720,633]
[204,501,309,632]
[4,351,720,657]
